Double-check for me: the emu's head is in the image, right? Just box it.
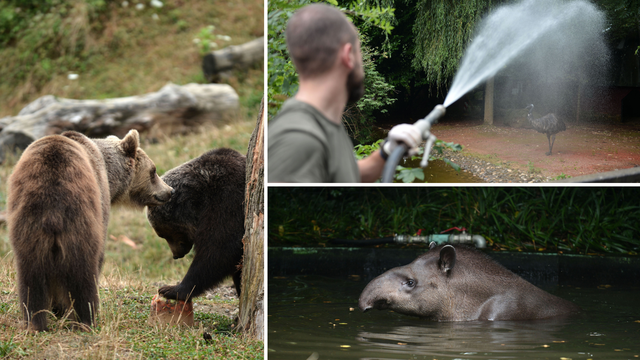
[525,104,534,121]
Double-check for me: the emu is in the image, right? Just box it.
[525,104,566,156]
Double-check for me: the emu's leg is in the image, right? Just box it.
[549,134,557,155]
[546,134,552,156]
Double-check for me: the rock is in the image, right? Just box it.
[202,37,264,82]
[0,83,239,163]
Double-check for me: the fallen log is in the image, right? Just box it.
[0,82,239,163]
[202,37,264,82]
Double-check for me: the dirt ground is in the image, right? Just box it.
[429,118,640,179]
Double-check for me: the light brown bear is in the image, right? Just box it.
[7,130,172,331]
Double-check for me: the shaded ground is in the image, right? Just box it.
[430,118,640,180]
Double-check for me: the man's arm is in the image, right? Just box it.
[357,150,386,182]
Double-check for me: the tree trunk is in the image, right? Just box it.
[0,83,239,163]
[237,97,264,340]
[484,77,494,125]
[203,37,264,83]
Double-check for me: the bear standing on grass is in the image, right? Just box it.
[147,148,246,301]
[7,130,173,332]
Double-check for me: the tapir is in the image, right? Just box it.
[358,244,580,321]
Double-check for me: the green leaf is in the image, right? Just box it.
[443,158,460,171]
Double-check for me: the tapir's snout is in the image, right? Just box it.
[359,278,391,312]
[358,296,372,312]
[359,281,376,312]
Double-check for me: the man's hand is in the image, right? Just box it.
[382,124,423,158]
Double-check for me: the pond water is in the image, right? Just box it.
[268,276,640,360]
[398,158,483,183]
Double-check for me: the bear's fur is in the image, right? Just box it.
[147,148,246,301]
[7,130,173,331]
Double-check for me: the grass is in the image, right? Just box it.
[0,0,264,118]
[527,161,541,174]
[0,0,263,357]
[268,187,640,256]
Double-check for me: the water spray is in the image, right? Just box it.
[381,104,446,183]
[380,0,606,183]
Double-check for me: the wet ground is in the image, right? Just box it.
[429,118,640,181]
[268,275,640,360]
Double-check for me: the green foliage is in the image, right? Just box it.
[598,0,640,44]
[352,138,462,183]
[412,0,494,95]
[193,25,232,56]
[268,0,397,142]
[353,139,384,159]
[527,161,541,174]
[343,43,397,142]
[395,165,424,183]
[267,0,305,113]
[0,0,112,96]
[343,0,639,102]
[268,187,640,255]
[0,339,17,357]
[391,139,462,182]
[554,172,571,180]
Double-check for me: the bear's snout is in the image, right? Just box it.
[154,190,172,204]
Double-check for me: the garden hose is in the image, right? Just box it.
[381,145,407,183]
[381,105,446,183]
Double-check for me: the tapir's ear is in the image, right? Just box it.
[121,130,140,158]
[439,245,456,274]
[429,241,437,250]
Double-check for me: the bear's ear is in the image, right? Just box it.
[120,130,140,158]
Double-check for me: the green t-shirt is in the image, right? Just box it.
[268,99,360,183]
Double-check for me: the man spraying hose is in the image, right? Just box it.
[268,4,422,183]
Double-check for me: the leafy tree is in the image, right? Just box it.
[343,40,397,142]
[411,0,495,95]
[267,0,397,143]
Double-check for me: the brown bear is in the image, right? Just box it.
[7,129,172,332]
[147,148,245,301]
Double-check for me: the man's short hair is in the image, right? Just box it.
[286,4,357,78]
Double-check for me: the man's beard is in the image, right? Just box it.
[346,65,365,105]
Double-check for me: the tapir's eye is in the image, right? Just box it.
[404,279,416,288]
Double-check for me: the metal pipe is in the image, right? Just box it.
[394,233,486,248]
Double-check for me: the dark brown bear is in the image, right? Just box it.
[147,148,246,301]
[7,130,173,331]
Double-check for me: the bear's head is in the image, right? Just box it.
[149,221,195,259]
[97,130,173,208]
[146,158,205,260]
